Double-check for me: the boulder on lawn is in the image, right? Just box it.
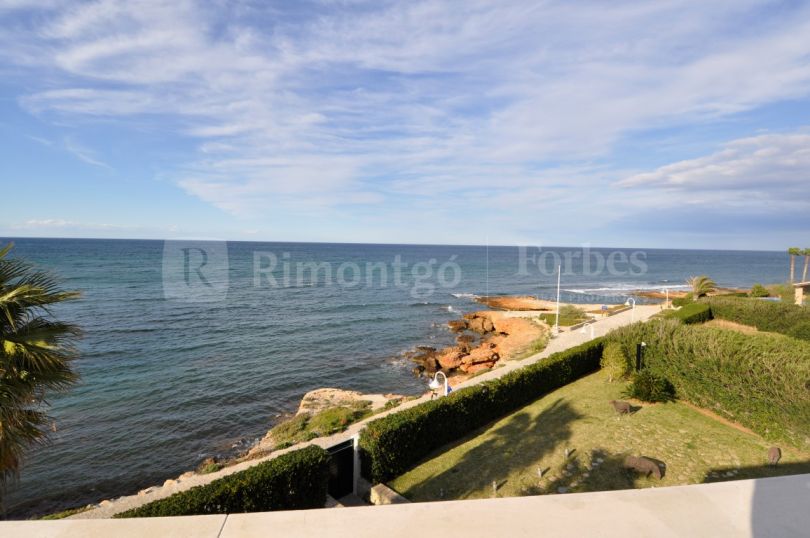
[623,456,663,479]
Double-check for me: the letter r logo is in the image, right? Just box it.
[163,240,228,302]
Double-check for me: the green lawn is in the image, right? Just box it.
[388,370,810,501]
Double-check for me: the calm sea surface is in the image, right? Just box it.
[1,238,789,517]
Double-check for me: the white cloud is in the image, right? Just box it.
[4,0,810,224]
[617,132,810,201]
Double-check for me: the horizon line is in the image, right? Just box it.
[0,234,790,254]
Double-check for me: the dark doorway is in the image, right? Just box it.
[326,439,355,499]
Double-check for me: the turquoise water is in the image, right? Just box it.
[1,238,789,517]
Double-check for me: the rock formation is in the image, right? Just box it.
[768,446,781,466]
[610,400,632,415]
[623,456,663,479]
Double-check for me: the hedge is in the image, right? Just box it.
[788,321,810,342]
[359,338,605,483]
[703,297,810,335]
[609,320,810,449]
[664,302,712,324]
[115,445,331,518]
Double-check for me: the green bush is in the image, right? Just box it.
[609,320,810,449]
[749,284,770,298]
[624,369,675,402]
[269,402,371,449]
[116,445,331,518]
[601,342,631,381]
[704,296,810,334]
[359,338,605,483]
[788,321,810,342]
[664,302,712,324]
[537,305,588,327]
[672,293,694,307]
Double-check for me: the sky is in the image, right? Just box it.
[1,0,809,250]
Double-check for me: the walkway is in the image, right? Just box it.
[71,305,661,519]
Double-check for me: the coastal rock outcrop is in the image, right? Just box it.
[296,388,402,416]
[408,310,548,380]
[448,319,468,332]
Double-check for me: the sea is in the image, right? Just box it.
[0,238,790,517]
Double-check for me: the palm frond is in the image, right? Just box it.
[0,243,81,484]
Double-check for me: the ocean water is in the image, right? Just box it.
[1,238,789,517]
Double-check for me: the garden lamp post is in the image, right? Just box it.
[635,341,647,371]
[429,371,449,397]
[625,297,636,322]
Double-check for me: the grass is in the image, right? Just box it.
[513,332,551,360]
[269,401,372,449]
[40,505,93,520]
[537,305,589,327]
[388,370,810,501]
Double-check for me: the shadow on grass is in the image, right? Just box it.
[539,449,668,495]
[701,460,810,484]
[399,399,581,500]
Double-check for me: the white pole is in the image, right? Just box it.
[665,288,669,309]
[352,433,360,496]
[555,264,561,335]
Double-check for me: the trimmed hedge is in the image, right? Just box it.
[115,445,331,518]
[664,302,712,324]
[359,338,605,483]
[788,321,810,342]
[672,293,694,307]
[609,320,810,449]
[703,297,810,335]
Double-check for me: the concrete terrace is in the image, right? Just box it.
[4,473,809,537]
[66,304,661,519]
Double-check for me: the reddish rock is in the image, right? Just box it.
[448,319,468,332]
[462,347,499,366]
[438,349,465,370]
[463,361,497,374]
[456,334,476,353]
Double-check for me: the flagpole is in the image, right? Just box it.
[555,264,561,335]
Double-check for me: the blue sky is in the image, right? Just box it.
[1,0,809,249]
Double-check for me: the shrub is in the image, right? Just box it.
[624,370,675,402]
[749,284,769,298]
[664,302,712,324]
[788,321,810,342]
[115,445,330,518]
[537,305,588,327]
[359,338,605,483]
[609,320,810,449]
[269,403,371,448]
[601,342,631,381]
[704,296,810,334]
[672,293,694,307]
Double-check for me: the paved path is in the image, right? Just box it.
[72,304,661,519]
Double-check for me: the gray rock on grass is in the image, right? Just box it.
[623,455,663,480]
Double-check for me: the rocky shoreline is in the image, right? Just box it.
[406,310,549,385]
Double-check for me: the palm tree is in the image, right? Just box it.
[686,275,716,298]
[788,247,801,283]
[0,243,81,513]
[802,248,810,283]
